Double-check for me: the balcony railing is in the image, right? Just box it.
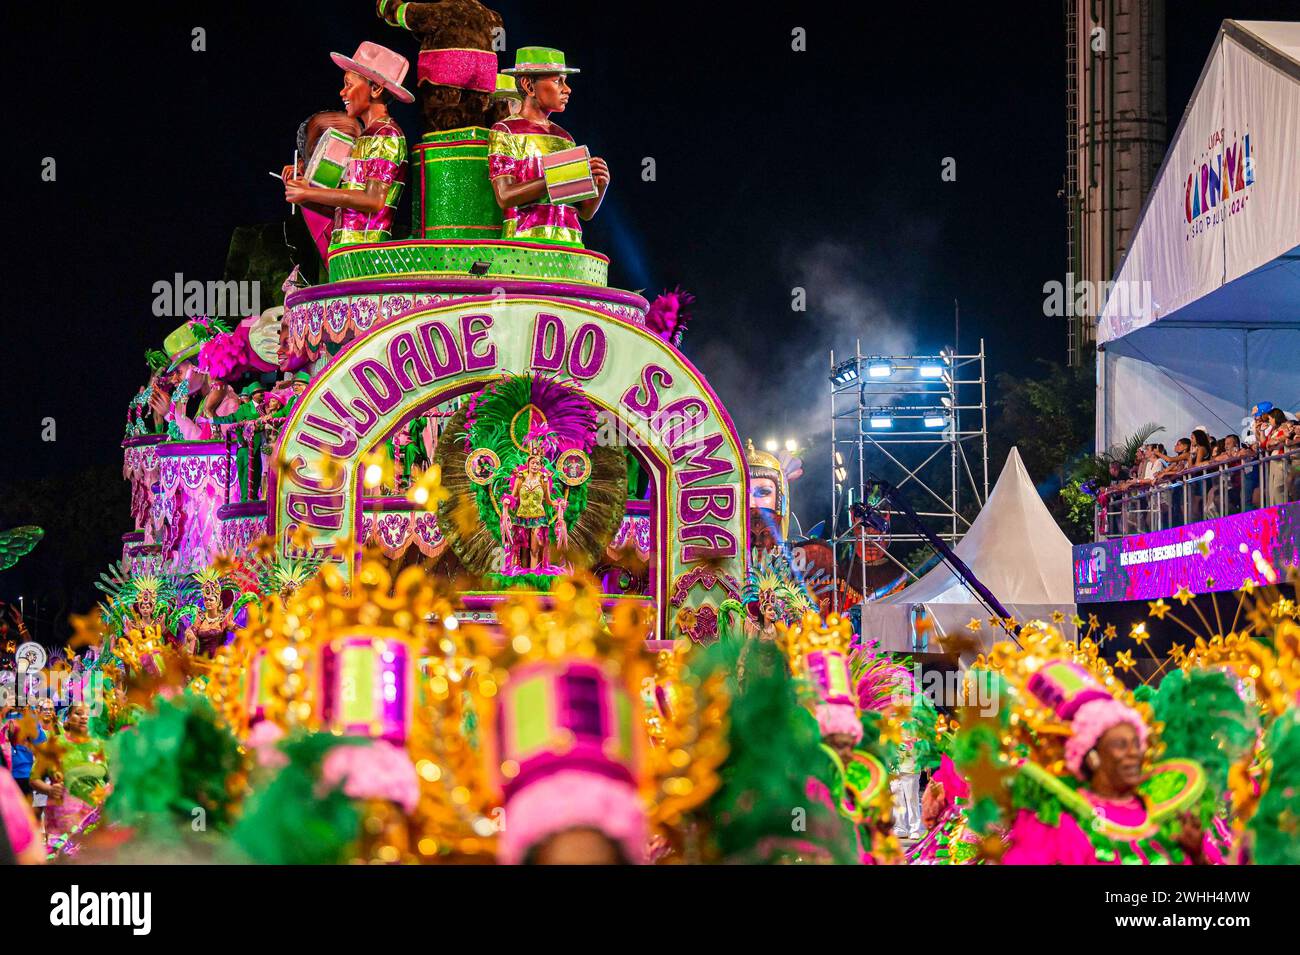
[1095,447,1299,540]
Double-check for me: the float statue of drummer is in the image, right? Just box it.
[284,42,413,248]
[488,47,610,247]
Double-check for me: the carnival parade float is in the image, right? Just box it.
[38,9,808,865]
[5,3,1297,870]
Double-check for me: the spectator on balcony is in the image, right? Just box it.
[1242,407,1274,508]
[1204,434,1247,518]
[1189,429,1213,468]
[1183,429,1214,520]
[1261,409,1295,506]
[1152,438,1190,480]
[1151,438,1192,526]
[1137,444,1164,482]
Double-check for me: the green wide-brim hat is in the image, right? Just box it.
[241,381,269,397]
[503,46,580,76]
[491,73,521,100]
[163,322,201,370]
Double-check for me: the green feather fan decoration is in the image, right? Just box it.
[232,733,369,865]
[1249,710,1300,865]
[699,639,859,863]
[106,693,247,843]
[1142,668,1256,807]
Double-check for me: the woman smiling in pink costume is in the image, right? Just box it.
[1001,661,1220,866]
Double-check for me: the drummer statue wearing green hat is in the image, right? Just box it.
[492,73,523,120]
[488,47,610,247]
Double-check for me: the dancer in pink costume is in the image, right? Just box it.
[1001,664,1221,865]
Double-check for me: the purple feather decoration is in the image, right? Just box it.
[646,287,695,347]
[527,374,598,453]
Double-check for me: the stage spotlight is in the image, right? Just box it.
[785,438,797,452]
[923,414,947,428]
[834,466,847,482]
[834,451,844,466]
[764,438,778,451]
[941,396,953,410]
[867,359,893,378]
[830,358,859,385]
[869,415,893,429]
[919,360,944,378]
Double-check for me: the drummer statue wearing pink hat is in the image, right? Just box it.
[283,42,414,249]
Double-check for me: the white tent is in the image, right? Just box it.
[1097,20,1300,450]
[860,448,1076,653]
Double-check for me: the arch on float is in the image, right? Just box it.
[269,297,749,637]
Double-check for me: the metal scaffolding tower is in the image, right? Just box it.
[828,341,990,611]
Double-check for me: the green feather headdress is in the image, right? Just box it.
[231,733,370,865]
[105,692,247,845]
[699,638,859,863]
[1138,668,1256,809]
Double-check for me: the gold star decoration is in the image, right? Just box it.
[1130,622,1150,645]
[1173,585,1195,606]
[1240,578,1256,594]
[967,618,982,631]
[1205,576,1216,589]
[406,464,451,510]
[1147,599,1171,620]
[1103,624,1118,640]
[1050,610,1066,623]
[289,523,318,551]
[1088,614,1100,629]
[360,447,395,491]
[1114,650,1136,672]
[1071,614,1085,628]
[1169,642,1186,662]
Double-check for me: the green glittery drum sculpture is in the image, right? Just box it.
[411,127,504,240]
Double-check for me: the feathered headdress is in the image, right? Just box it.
[248,551,326,599]
[740,552,815,620]
[462,373,597,456]
[413,577,659,864]
[95,556,184,635]
[778,611,863,743]
[851,634,915,714]
[645,286,695,348]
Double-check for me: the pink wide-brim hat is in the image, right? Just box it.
[331,41,415,104]
[497,770,648,865]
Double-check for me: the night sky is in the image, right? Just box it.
[4,0,1296,578]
